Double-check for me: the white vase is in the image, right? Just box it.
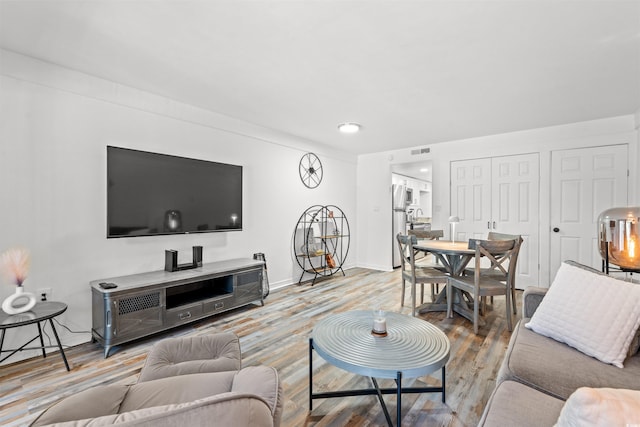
[2,286,37,315]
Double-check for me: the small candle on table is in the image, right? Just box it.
[373,310,387,333]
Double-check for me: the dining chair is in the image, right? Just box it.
[396,233,449,317]
[408,229,445,300]
[464,232,523,315]
[447,237,520,334]
[408,229,444,240]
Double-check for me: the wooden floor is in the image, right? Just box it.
[0,267,520,427]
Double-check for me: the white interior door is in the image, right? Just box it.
[450,158,491,241]
[491,154,540,288]
[451,154,540,288]
[549,145,628,280]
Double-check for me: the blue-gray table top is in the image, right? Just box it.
[312,310,450,379]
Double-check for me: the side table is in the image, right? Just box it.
[0,301,70,371]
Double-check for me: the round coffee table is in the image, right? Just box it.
[309,310,450,426]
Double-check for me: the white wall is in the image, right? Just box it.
[357,116,639,284]
[636,108,640,204]
[0,50,357,362]
[356,152,391,271]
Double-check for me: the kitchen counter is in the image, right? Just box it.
[409,222,431,231]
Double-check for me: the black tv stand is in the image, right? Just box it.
[91,258,264,357]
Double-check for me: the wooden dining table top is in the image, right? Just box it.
[413,240,473,255]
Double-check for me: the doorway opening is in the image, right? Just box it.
[391,160,433,268]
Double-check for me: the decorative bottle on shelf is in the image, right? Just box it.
[325,253,336,269]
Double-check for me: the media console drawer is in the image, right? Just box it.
[203,295,233,314]
[91,258,264,357]
[165,302,203,324]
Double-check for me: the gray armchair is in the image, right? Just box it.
[31,332,283,427]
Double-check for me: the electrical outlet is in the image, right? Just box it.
[38,288,52,302]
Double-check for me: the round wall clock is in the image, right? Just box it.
[299,152,323,188]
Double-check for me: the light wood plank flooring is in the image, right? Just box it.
[0,267,520,426]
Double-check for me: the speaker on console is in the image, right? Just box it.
[193,246,203,267]
[165,250,178,272]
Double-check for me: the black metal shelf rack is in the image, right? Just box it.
[294,205,350,285]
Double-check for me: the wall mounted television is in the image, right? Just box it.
[107,146,242,238]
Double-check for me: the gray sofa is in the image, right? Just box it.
[479,262,640,427]
[31,333,283,427]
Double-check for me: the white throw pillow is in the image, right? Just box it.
[555,387,640,427]
[525,262,640,368]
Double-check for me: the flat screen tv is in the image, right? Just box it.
[107,146,242,238]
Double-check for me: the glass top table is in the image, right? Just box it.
[0,301,70,371]
[309,310,450,426]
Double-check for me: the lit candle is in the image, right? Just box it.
[373,309,387,334]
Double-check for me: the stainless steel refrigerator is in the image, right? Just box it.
[392,184,408,267]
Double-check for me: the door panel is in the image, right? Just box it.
[549,145,628,280]
[451,154,539,288]
[518,233,531,276]
[491,154,540,288]
[451,158,491,241]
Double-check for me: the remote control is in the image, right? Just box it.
[99,282,118,289]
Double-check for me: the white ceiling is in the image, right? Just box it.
[1,1,639,155]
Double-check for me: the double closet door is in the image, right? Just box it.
[450,153,540,288]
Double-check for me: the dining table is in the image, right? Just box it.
[412,240,479,324]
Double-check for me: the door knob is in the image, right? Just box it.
[553,227,560,233]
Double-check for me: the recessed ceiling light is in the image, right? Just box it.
[420,168,429,173]
[338,122,361,133]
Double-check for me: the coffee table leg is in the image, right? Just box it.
[370,377,393,427]
[309,338,313,411]
[442,366,446,403]
[396,371,402,427]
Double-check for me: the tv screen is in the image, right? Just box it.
[107,146,242,238]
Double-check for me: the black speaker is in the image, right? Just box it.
[192,246,203,267]
[164,250,178,272]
